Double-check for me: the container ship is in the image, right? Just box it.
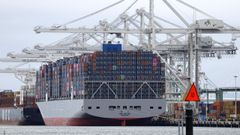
[35,43,166,126]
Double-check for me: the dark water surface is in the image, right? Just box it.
[0,126,239,135]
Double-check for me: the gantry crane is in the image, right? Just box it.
[33,0,240,101]
[1,0,240,102]
[0,67,36,104]
[0,67,36,84]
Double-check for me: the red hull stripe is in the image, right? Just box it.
[44,117,121,126]
[44,117,150,126]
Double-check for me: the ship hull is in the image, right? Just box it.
[37,99,166,126]
[43,117,152,126]
[22,106,45,125]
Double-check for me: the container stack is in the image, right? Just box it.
[0,90,14,107]
[36,65,48,100]
[0,90,22,107]
[35,44,166,101]
[197,101,240,120]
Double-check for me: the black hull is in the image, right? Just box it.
[21,106,45,125]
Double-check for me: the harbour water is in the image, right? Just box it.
[0,126,239,135]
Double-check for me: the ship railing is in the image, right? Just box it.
[36,80,166,101]
[84,80,165,100]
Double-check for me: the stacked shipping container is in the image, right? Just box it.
[198,101,240,120]
[36,45,165,101]
[0,90,15,107]
[0,90,21,108]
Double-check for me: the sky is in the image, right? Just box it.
[0,0,240,91]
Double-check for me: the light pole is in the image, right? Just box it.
[205,78,208,121]
[234,75,238,120]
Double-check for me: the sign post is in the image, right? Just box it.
[183,83,200,135]
[185,103,193,135]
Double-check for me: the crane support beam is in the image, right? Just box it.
[34,27,192,34]
[162,0,189,27]
[0,58,51,63]
[34,27,240,34]
[0,69,35,74]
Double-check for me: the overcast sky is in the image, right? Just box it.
[0,0,240,91]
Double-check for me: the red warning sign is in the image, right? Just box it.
[184,83,200,102]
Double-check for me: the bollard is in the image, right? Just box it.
[186,104,193,135]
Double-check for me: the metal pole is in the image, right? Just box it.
[183,53,187,75]
[195,30,199,92]
[185,103,193,135]
[123,18,128,45]
[149,0,155,50]
[46,83,48,102]
[234,75,238,119]
[188,33,193,84]
[178,121,180,135]
[139,11,145,46]
[206,82,209,121]
[195,30,199,116]
[204,78,208,121]
[182,111,184,135]
[71,83,74,100]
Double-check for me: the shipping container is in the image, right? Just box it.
[102,43,122,52]
[36,50,166,101]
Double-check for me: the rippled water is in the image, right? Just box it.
[0,126,239,135]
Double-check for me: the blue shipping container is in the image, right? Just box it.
[102,44,122,52]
